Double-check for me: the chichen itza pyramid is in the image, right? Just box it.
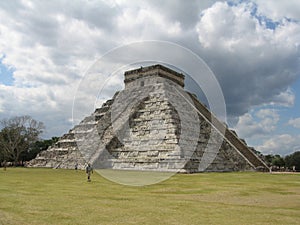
[30,64,269,172]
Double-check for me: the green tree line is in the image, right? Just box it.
[264,152,300,171]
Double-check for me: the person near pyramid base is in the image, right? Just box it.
[86,163,93,182]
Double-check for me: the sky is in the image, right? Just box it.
[0,0,299,156]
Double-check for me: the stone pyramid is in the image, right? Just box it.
[30,64,269,172]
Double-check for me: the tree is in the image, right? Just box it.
[0,116,45,165]
[285,151,300,171]
[264,154,285,167]
[20,137,59,162]
[271,154,285,168]
[264,154,274,166]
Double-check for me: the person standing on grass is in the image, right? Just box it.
[86,163,93,182]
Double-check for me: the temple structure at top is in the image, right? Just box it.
[124,64,185,89]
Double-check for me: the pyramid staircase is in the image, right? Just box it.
[30,64,269,172]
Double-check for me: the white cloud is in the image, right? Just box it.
[0,0,120,137]
[257,134,300,155]
[254,0,300,21]
[235,108,300,156]
[269,88,295,107]
[115,7,182,42]
[197,1,261,50]
[0,82,77,137]
[234,108,279,139]
[288,117,300,129]
[196,1,300,117]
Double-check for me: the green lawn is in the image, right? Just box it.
[0,168,299,225]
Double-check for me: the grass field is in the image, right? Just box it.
[0,168,299,225]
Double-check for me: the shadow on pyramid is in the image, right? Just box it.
[30,64,269,173]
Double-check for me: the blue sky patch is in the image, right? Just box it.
[227,1,280,30]
[248,2,280,30]
[0,57,15,86]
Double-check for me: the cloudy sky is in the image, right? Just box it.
[0,0,299,156]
